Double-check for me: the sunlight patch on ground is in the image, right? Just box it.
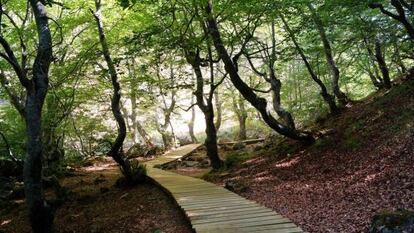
[364,173,378,182]
[82,163,116,172]
[274,157,300,168]
[1,219,12,226]
[253,176,274,182]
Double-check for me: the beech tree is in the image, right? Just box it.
[307,3,349,106]
[92,0,136,181]
[279,13,339,114]
[204,0,314,143]
[0,0,54,232]
[369,0,414,40]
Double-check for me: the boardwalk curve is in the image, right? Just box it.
[145,144,303,233]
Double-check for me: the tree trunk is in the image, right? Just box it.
[136,120,154,147]
[188,95,198,143]
[374,40,392,89]
[185,49,223,169]
[370,0,414,41]
[92,0,132,180]
[363,37,385,89]
[160,129,173,149]
[232,94,247,140]
[204,109,222,168]
[23,1,54,232]
[394,45,407,73]
[279,14,339,114]
[205,1,314,142]
[269,72,296,130]
[308,3,349,106]
[214,90,222,131]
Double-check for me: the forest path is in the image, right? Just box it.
[145,144,304,233]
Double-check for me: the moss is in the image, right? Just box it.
[371,209,414,230]
[202,170,223,182]
[344,136,362,150]
[224,151,251,168]
[313,137,334,150]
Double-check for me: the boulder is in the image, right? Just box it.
[232,142,246,151]
[224,180,250,193]
[178,137,192,146]
[370,209,414,233]
[162,162,177,170]
[147,146,163,157]
[9,183,24,200]
[183,161,199,167]
[126,144,149,158]
[253,143,264,151]
[200,159,210,168]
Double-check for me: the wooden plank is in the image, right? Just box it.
[181,202,260,212]
[144,144,303,233]
[231,223,303,232]
[192,212,283,225]
[188,207,273,219]
[193,215,289,227]
[177,197,243,204]
[194,218,293,230]
[180,199,255,208]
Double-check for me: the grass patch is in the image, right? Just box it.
[224,151,252,168]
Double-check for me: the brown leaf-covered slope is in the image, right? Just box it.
[0,163,193,233]
[213,77,414,233]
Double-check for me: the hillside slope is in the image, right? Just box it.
[210,76,414,232]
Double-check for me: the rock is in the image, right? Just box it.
[94,175,106,184]
[224,180,250,193]
[263,134,280,148]
[200,159,210,168]
[253,143,264,151]
[232,142,246,150]
[183,161,199,167]
[370,209,414,233]
[178,137,192,146]
[9,182,24,200]
[126,144,149,158]
[220,144,232,151]
[184,156,195,162]
[162,163,177,170]
[152,229,164,233]
[147,146,164,156]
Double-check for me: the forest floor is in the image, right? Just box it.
[171,76,414,232]
[0,158,193,233]
[1,78,413,233]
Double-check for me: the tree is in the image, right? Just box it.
[185,47,224,169]
[92,0,135,181]
[204,0,314,143]
[369,0,414,40]
[231,92,248,140]
[154,59,178,149]
[279,13,339,114]
[244,21,297,129]
[0,0,54,231]
[307,3,349,106]
[188,95,198,143]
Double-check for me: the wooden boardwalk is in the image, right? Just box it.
[145,144,303,233]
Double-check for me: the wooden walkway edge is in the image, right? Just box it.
[145,144,304,233]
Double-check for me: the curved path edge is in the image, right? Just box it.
[145,144,304,233]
